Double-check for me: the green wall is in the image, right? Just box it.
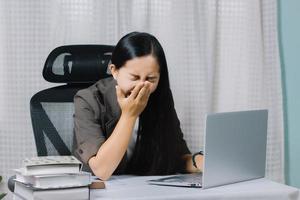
[278,0,300,188]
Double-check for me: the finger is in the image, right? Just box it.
[142,82,151,97]
[116,85,125,99]
[143,83,152,100]
[129,82,145,99]
[136,84,151,102]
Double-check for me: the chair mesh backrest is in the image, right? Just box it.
[30,85,88,156]
[40,102,74,155]
[31,45,114,156]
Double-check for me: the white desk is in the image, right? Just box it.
[90,175,300,200]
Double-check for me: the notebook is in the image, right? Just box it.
[14,169,91,189]
[14,181,89,200]
[22,156,82,176]
[148,109,268,189]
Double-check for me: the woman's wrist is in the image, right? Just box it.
[120,113,138,127]
[192,151,204,171]
[120,112,138,123]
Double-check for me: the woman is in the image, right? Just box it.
[73,32,203,180]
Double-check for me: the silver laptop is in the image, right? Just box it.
[148,109,268,189]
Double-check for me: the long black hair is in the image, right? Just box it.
[111,32,187,175]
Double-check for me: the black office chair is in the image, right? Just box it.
[8,44,114,192]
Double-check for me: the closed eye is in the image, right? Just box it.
[129,73,158,82]
[130,75,139,81]
[147,77,157,82]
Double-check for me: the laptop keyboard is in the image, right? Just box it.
[175,173,203,184]
[152,173,203,184]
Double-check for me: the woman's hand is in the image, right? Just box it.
[194,154,204,172]
[90,82,151,180]
[116,81,151,118]
[183,154,203,173]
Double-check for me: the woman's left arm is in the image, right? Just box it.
[182,154,203,173]
[169,102,203,173]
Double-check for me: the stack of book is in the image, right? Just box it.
[12,156,96,200]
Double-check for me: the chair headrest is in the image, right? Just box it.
[43,45,114,83]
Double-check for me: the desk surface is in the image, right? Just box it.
[90,175,300,200]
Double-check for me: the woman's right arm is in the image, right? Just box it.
[88,82,151,180]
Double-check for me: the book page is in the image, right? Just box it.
[23,156,81,167]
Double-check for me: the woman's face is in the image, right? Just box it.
[110,55,160,97]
